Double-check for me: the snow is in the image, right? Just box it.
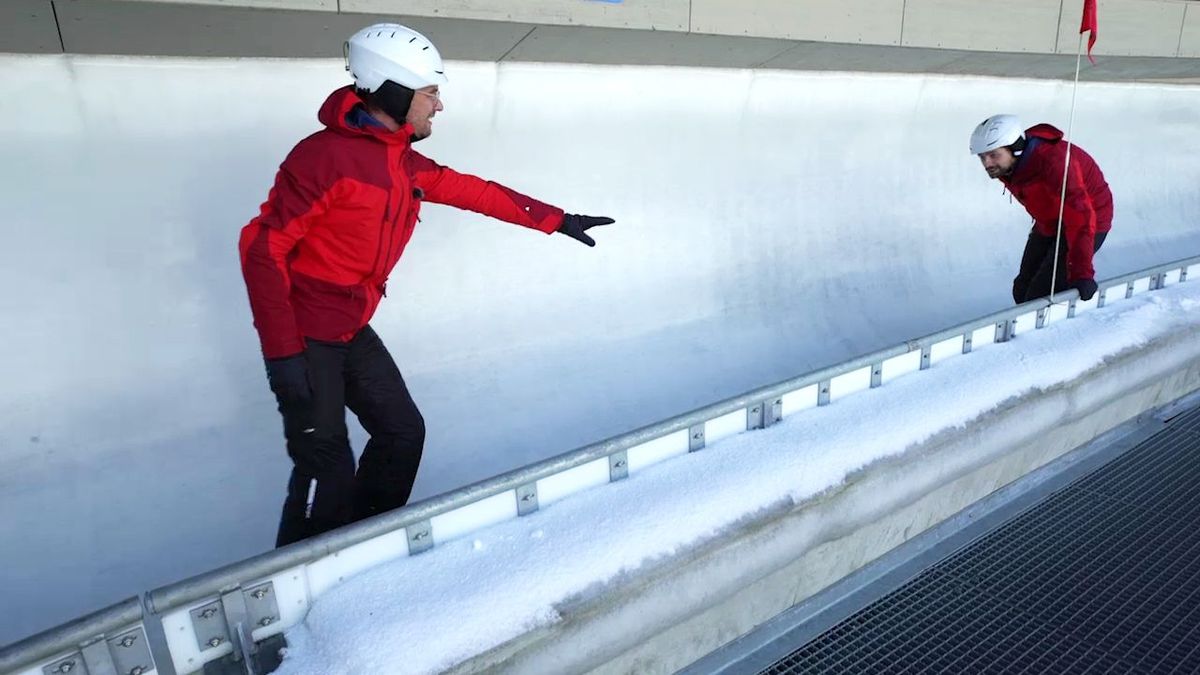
[2,51,1200,643]
[272,280,1200,675]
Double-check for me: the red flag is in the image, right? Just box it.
[1080,0,1098,64]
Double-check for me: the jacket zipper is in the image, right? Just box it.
[380,185,402,279]
[367,192,391,284]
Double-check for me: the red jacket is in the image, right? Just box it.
[240,87,565,359]
[1000,124,1113,282]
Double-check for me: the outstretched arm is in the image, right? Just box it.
[409,152,614,245]
[409,151,563,232]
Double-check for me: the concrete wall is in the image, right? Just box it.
[4,50,1200,646]
[4,0,1200,81]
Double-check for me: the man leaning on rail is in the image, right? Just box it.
[239,23,615,547]
[970,114,1113,304]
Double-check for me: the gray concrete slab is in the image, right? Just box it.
[902,0,1062,53]
[1180,4,1200,58]
[759,41,972,74]
[1055,0,1186,57]
[690,0,903,46]
[121,0,335,9]
[52,1,533,60]
[342,0,690,32]
[0,0,61,54]
[505,25,796,70]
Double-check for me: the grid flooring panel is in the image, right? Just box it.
[762,568,1139,675]
[1077,427,1200,525]
[757,410,1200,675]
[1165,404,1200,434]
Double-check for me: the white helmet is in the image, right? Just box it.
[969,114,1024,155]
[345,23,448,93]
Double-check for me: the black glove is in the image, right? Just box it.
[266,354,333,474]
[1012,277,1030,305]
[1071,278,1098,302]
[265,353,312,404]
[557,214,614,247]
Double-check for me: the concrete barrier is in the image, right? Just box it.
[445,318,1200,673]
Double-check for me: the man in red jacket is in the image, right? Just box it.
[970,114,1113,304]
[240,23,614,547]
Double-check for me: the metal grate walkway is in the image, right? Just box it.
[755,406,1200,674]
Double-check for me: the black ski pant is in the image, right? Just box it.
[274,325,425,547]
[1014,229,1108,304]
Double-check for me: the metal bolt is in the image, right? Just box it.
[413,530,429,540]
[259,616,276,627]
[200,607,218,619]
[130,667,146,675]
[614,459,626,468]
[692,432,702,440]
[56,661,76,673]
[208,637,223,648]
[251,588,269,599]
[119,635,137,648]
[520,493,534,501]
